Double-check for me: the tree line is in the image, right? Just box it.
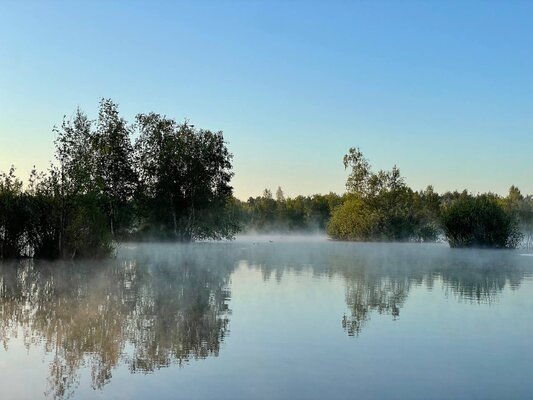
[0,99,237,259]
[235,148,532,249]
[232,189,343,232]
[1,100,532,259]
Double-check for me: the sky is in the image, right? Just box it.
[0,0,532,200]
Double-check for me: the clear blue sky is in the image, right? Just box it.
[1,1,532,199]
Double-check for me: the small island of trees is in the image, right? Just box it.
[0,99,237,259]
[326,147,526,248]
[1,99,532,259]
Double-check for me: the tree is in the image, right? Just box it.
[441,193,522,248]
[54,108,94,195]
[134,112,178,237]
[327,195,379,241]
[0,99,241,259]
[263,188,273,199]
[24,167,62,258]
[330,147,439,242]
[412,185,441,242]
[504,186,533,247]
[275,187,285,202]
[53,108,114,258]
[179,125,237,240]
[0,166,25,258]
[134,114,237,240]
[93,99,137,237]
[344,147,371,195]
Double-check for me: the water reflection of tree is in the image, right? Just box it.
[0,242,530,397]
[0,248,232,399]
[342,276,410,336]
[336,247,528,335]
[438,264,520,304]
[240,241,531,337]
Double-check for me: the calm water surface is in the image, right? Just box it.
[1,236,533,399]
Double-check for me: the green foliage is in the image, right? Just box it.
[503,186,533,248]
[93,99,138,237]
[4,108,533,257]
[329,148,439,242]
[236,190,342,232]
[0,99,238,259]
[327,196,379,240]
[0,167,26,258]
[0,166,114,259]
[343,147,371,195]
[333,148,529,248]
[24,169,62,258]
[134,114,237,241]
[441,193,522,248]
[63,194,114,258]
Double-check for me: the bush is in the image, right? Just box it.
[0,168,27,258]
[327,190,439,242]
[327,197,380,241]
[62,194,114,259]
[441,194,522,248]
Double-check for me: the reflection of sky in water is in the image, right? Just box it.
[1,239,533,399]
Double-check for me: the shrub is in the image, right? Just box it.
[441,194,521,248]
[327,197,380,241]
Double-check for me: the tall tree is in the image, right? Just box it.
[330,147,439,242]
[53,109,94,256]
[53,108,112,258]
[276,187,285,202]
[54,108,94,195]
[135,114,236,240]
[344,147,371,195]
[135,113,181,237]
[93,99,137,237]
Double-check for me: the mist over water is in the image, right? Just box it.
[1,239,533,399]
[232,232,330,243]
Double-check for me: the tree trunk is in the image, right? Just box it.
[171,211,178,239]
[170,197,178,239]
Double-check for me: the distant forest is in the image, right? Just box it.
[1,99,532,259]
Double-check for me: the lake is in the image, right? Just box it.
[1,236,533,399]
